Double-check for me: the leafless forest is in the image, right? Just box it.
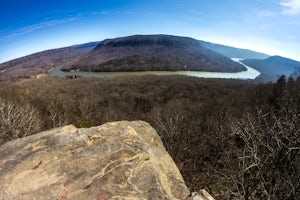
[0,75,299,199]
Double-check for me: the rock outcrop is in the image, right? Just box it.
[0,120,214,200]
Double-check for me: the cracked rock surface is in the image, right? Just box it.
[0,121,190,200]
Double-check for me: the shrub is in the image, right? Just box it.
[0,99,42,144]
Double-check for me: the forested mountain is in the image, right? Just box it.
[0,42,99,81]
[65,35,245,72]
[242,56,300,81]
[199,40,269,59]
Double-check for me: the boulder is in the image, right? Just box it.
[0,120,214,200]
[190,189,215,200]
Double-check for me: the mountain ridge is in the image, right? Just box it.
[0,42,99,81]
[242,56,300,82]
[1,34,298,82]
[65,34,245,73]
[199,40,270,59]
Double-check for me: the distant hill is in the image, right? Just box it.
[0,42,99,81]
[242,56,300,82]
[199,41,269,59]
[71,41,100,51]
[65,35,246,72]
[199,41,300,82]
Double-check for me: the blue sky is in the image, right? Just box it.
[0,0,300,63]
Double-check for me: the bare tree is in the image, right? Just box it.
[223,109,299,199]
[150,99,188,160]
[46,99,66,128]
[0,99,42,144]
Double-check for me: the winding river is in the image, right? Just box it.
[49,58,261,79]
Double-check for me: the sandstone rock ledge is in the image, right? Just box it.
[0,121,214,200]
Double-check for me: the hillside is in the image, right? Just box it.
[3,34,298,83]
[64,35,246,72]
[199,40,269,59]
[242,56,300,82]
[0,42,99,82]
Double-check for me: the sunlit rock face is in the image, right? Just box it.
[0,121,193,200]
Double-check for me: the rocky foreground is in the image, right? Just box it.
[0,121,214,200]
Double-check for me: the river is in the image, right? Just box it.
[49,58,261,79]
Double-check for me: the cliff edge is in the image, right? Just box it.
[0,120,214,200]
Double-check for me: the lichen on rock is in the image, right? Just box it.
[0,120,214,200]
[0,121,189,200]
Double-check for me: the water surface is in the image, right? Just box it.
[49,58,260,79]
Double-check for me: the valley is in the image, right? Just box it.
[0,34,299,199]
[1,34,299,83]
[1,0,300,198]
